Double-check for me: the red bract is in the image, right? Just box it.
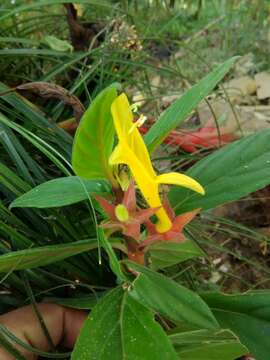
[96,183,200,264]
[167,127,236,153]
[95,182,159,240]
[139,203,201,250]
[139,126,236,153]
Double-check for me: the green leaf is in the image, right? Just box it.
[144,57,238,153]
[201,291,270,360]
[0,161,31,196]
[0,111,71,176]
[0,82,71,152]
[43,35,73,52]
[0,1,112,22]
[47,293,107,310]
[10,176,110,208]
[149,238,205,270]
[0,239,98,272]
[125,261,219,330]
[72,287,178,360]
[170,129,270,214]
[0,220,32,249]
[72,84,120,185]
[98,228,126,283]
[170,329,248,360]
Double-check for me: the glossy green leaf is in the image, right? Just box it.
[149,238,205,270]
[72,287,178,360]
[0,239,98,272]
[145,57,238,153]
[72,84,120,184]
[170,329,248,360]
[125,261,219,330]
[10,176,110,208]
[169,129,270,214]
[201,291,270,360]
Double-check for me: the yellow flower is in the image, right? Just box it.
[109,93,205,233]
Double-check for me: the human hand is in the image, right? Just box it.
[0,303,87,359]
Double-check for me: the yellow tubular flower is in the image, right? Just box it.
[109,93,205,233]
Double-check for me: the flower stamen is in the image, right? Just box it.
[128,114,147,134]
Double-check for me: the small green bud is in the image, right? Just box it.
[115,204,129,222]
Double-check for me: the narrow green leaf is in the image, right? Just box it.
[0,1,112,22]
[0,49,74,57]
[0,82,71,149]
[98,228,126,283]
[72,287,178,360]
[145,57,238,152]
[0,37,39,46]
[202,291,270,360]
[0,239,98,272]
[126,261,219,330]
[0,333,27,360]
[72,84,120,184]
[0,161,31,195]
[149,238,205,270]
[0,220,32,248]
[0,123,34,185]
[169,129,270,214]
[47,293,107,310]
[170,329,248,360]
[0,112,71,176]
[10,176,110,209]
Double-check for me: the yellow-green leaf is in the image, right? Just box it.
[72,84,120,185]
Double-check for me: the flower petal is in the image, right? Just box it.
[111,94,156,177]
[109,143,127,165]
[110,93,134,140]
[156,172,205,195]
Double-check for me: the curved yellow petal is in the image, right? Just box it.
[110,93,204,235]
[111,93,133,141]
[155,208,172,233]
[111,94,156,178]
[109,144,128,165]
[156,172,205,195]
